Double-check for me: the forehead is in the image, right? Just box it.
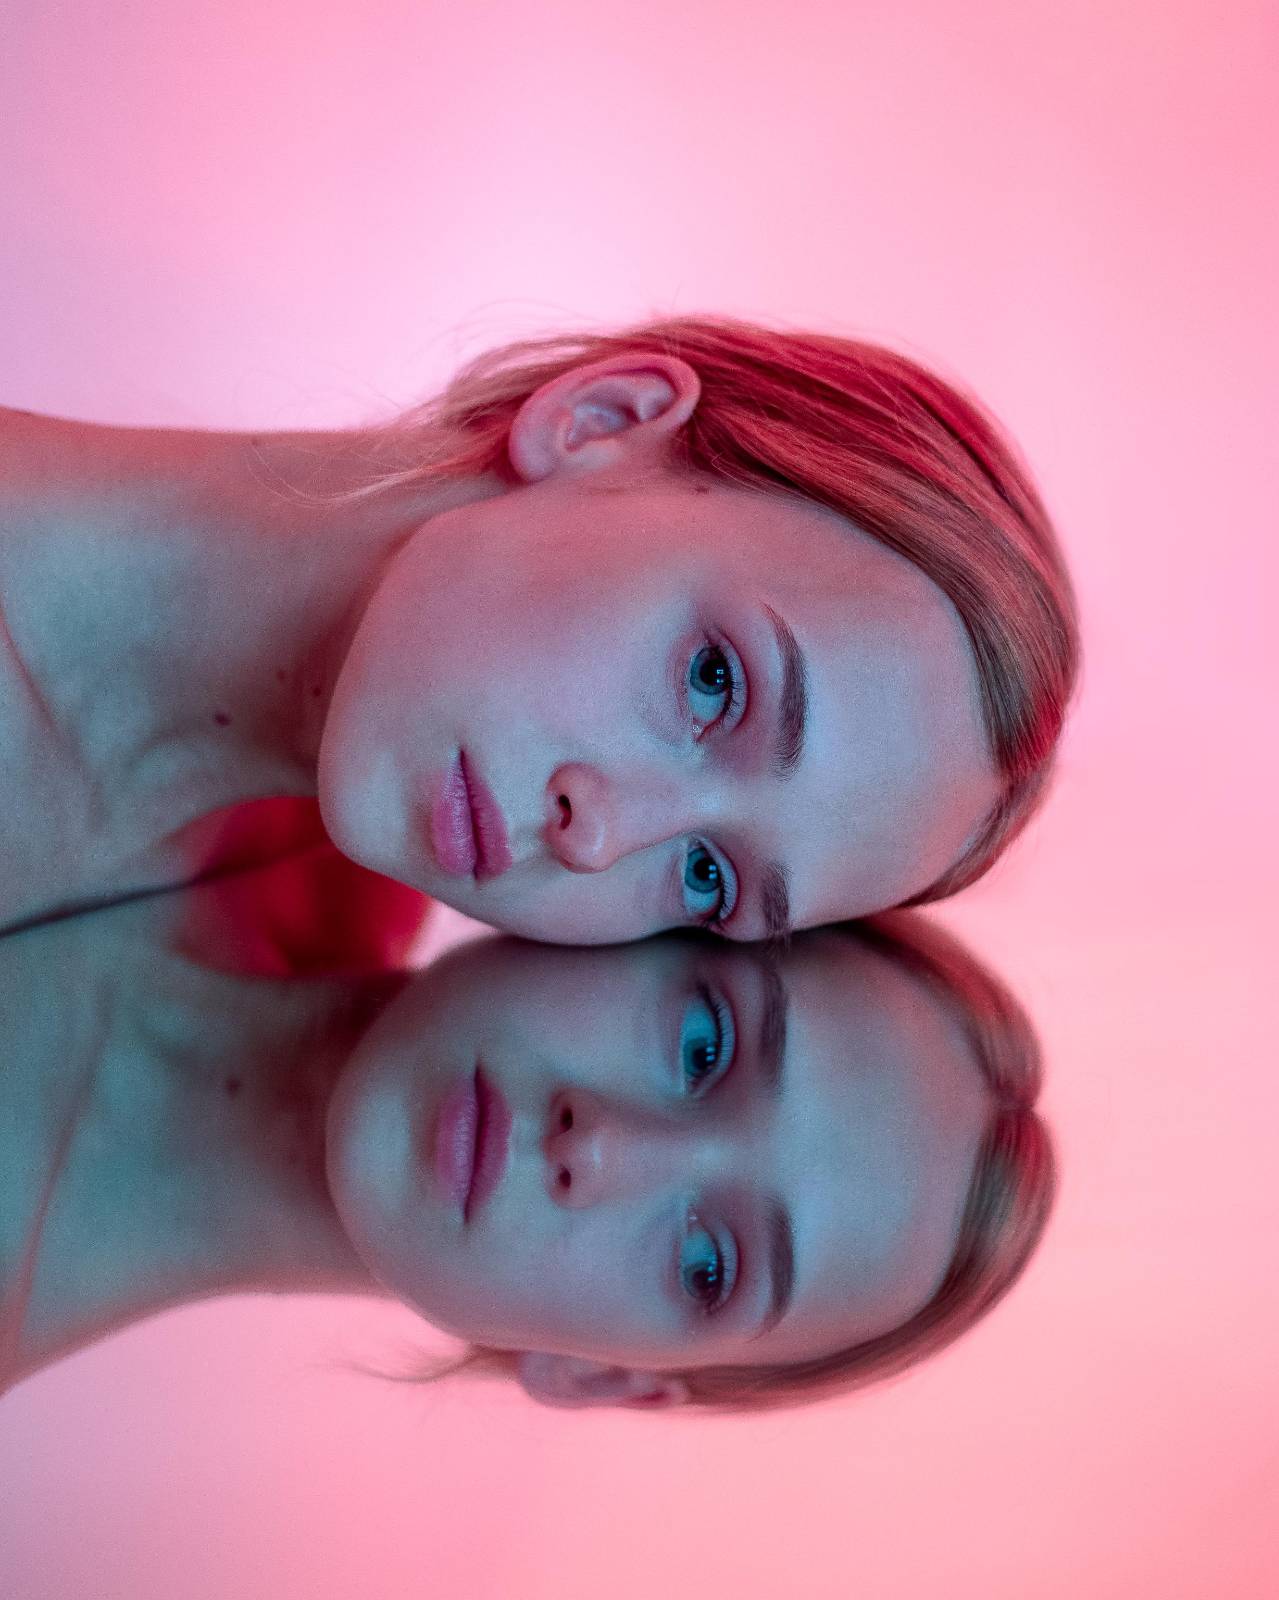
[581,471,868,563]
[787,594,999,922]
[644,483,1000,923]
[693,932,989,1369]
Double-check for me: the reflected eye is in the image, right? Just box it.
[687,643,742,732]
[680,988,734,1095]
[683,843,729,924]
[680,1211,734,1314]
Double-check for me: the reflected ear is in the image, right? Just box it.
[515,1351,691,1410]
[506,354,701,484]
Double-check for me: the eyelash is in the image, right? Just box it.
[707,991,732,1073]
[682,985,734,1096]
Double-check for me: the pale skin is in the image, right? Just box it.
[0,877,986,1409]
[0,880,403,1397]
[0,356,997,942]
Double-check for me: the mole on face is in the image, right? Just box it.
[213,711,232,727]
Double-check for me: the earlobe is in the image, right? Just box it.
[515,1351,691,1410]
[506,355,701,484]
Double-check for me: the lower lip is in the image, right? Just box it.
[430,1070,512,1220]
[427,754,513,882]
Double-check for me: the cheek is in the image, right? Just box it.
[360,529,675,744]
[384,1227,585,1351]
[500,864,667,945]
[504,1231,658,1358]
[426,594,609,742]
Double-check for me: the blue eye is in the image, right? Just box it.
[688,643,741,730]
[680,989,733,1094]
[683,843,727,923]
[680,1213,731,1314]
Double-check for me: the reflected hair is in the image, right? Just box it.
[393,910,1055,1412]
[331,315,1079,900]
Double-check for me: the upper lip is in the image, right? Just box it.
[465,1069,513,1221]
[460,753,513,882]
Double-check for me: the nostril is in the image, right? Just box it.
[557,1167,572,1192]
[559,1105,573,1131]
[556,794,571,828]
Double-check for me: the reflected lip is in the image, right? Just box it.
[430,1067,512,1221]
[427,752,512,882]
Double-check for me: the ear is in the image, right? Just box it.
[506,353,701,484]
[515,1350,691,1410]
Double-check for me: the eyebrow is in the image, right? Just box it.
[756,1194,797,1340]
[752,607,806,947]
[750,958,794,1338]
[759,861,793,947]
[755,951,789,1101]
[763,604,808,778]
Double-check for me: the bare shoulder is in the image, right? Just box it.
[0,410,355,929]
[0,904,116,1382]
[0,404,278,511]
[0,413,95,925]
[0,407,188,927]
[0,405,123,499]
[0,405,169,559]
[0,406,243,536]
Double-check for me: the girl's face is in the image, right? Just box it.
[324,930,987,1396]
[317,463,998,944]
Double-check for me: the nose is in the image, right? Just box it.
[545,761,686,874]
[543,1087,712,1209]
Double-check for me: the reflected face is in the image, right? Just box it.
[317,471,998,943]
[325,930,987,1373]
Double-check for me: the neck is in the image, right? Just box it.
[2,409,500,903]
[124,424,496,792]
[0,895,410,1393]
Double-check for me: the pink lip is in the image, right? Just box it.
[460,753,513,882]
[430,1068,512,1221]
[427,753,512,882]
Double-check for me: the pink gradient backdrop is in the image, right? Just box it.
[2,2,1276,1596]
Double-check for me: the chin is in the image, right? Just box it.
[316,741,409,884]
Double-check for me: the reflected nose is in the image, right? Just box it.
[545,761,684,874]
[543,1087,706,1209]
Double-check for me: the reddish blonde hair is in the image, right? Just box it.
[392,911,1054,1413]
[349,315,1079,900]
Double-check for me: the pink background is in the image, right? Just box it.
[2,2,1277,1595]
